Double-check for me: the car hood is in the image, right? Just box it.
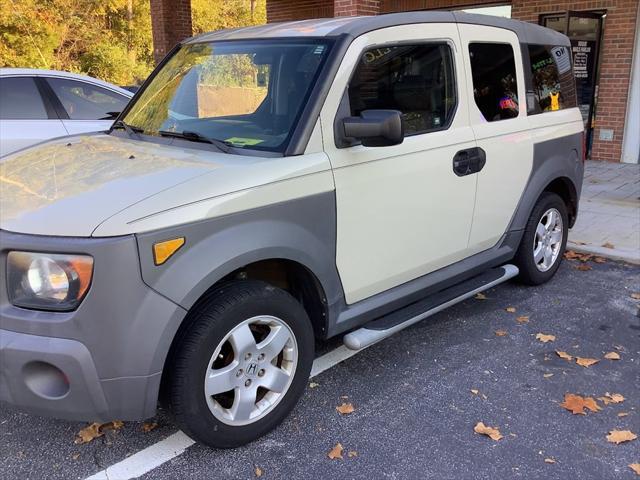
[0,134,225,237]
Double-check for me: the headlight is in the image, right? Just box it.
[7,251,93,311]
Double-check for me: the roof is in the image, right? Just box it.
[0,68,133,96]
[185,11,570,47]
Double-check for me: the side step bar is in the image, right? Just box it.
[343,264,519,350]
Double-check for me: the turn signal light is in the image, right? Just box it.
[153,237,185,265]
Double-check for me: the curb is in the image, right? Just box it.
[567,240,640,265]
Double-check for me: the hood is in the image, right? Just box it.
[0,134,224,237]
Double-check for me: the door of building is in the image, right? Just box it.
[541,11,604,158]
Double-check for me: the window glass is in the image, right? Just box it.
[527,44,576,114]
[122,40,331,152]
[468,43,519,121]
[47,78,129,120]
[0,77,48,120]
[348,44,456,135]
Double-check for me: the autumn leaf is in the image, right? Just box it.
[516,316,529,324]
[471,389,479,395]
[505,307,516,313]
[536,333,556,343]
[328,442,344,460]
[604,352,620,360]
[618,412,630,417]
[594,256,607,263]
[544,458,556,464]
[255,466,263,477]
[309,382,319,389]
[142,422,158,433]
[71,453,80,460]
[574,264,592,271]
[602,242,615,249]
[543,373,554,378]
[630,464,640,476]
[606,430,637,445]
[74,421,123,444]
[495,329,508,337]
[631,293,640,300]
[348,451,358,458]
[474,422,503,441]
[336,403,355,415]
[560,394,602,415]
[576,357,599,368]
[564,250,580,260]
[556,351,573,361]
[599,393,625,405]
[475,293,487,300]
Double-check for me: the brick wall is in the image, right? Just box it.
[150,0,193,64]
[265,0,638,162]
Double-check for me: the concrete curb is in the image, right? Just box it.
[567,240,640,265]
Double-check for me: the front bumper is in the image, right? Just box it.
[0,230,187,421]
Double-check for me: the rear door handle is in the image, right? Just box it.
[453,147,486,176]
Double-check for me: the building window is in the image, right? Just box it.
[348,43,456,136]
[527,44,577,114]
[468,42,519,122]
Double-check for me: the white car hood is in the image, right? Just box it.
[0,134,225,237]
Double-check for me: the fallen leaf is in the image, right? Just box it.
[309,382,319,389]
[255,467,263,477]
[495,329,508,337]
[576,357,599,368]
[594,256,607,264]
[556,351,573,361]
[71,453,80,461]
[575,264,592,271]
[604,351,621,360]
[475,293,487,300]
[630,464,640,475]
[564,250,580,260]
[103,420,124,431]
[614,345,625,351]
[336,403,355,415]
[328,442,344,460]
[516,316,529,324]
[631,293,640,300]
[474,422,503,441]
[141,422,158,433]
[471,389,479,395]
[348,451,358,458]
[599,393,625,405]
[544,458,556,464]
[602,242,615,249]
[618,412,630,417]
[505,307,516,313]
[543,373,554,378]
[606,430,637,444]
[536,333,556,343]
[74,423,103,444]
[560,393,602,415]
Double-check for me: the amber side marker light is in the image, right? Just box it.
[153,237,185,265]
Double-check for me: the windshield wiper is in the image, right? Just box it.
[112,120,143,137]
[159,130,232,153]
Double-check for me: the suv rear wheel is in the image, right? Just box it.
[514,192,569,285]
[167,281,314,448]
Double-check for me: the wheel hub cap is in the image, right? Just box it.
[533,207,563,272]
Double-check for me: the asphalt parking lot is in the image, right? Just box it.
[1,257,639,480]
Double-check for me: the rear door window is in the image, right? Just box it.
[46,78,129,120]
[468,43,519,122]
[527,44,577,114]
[0,77,48,120]
[348,43,457,136]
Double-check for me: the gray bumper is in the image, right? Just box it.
[0,230,187,421]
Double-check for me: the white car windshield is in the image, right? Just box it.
[122,40,331,152]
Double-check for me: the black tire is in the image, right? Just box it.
[514,192,569,285]
[166,280,314,448]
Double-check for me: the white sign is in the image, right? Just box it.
[551,46,571,74]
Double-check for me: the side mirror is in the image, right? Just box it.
[342,109,404,147]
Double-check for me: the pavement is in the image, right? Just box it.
[1,258,639,479]
[569,160,640,263]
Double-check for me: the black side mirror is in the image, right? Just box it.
[342,109,404,147]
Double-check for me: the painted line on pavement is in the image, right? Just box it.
[85,343,367,480]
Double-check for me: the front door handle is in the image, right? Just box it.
[453,147,486,176]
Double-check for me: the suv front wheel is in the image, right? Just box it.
[514,192,569,285]
[166,281,314,448]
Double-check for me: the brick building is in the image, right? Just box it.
[150,0,640,163]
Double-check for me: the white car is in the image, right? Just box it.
[0,68,133,156]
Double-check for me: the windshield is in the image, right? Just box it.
[122,39,331,152]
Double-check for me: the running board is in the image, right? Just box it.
[343,264,519,350]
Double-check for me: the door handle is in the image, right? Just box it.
[453,148,486,176]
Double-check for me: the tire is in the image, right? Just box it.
[514,192,569,285]
[166,280,314,448]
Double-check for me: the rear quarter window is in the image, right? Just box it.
[527,44,577,114]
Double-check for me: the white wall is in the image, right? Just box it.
[622,2,640,164]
